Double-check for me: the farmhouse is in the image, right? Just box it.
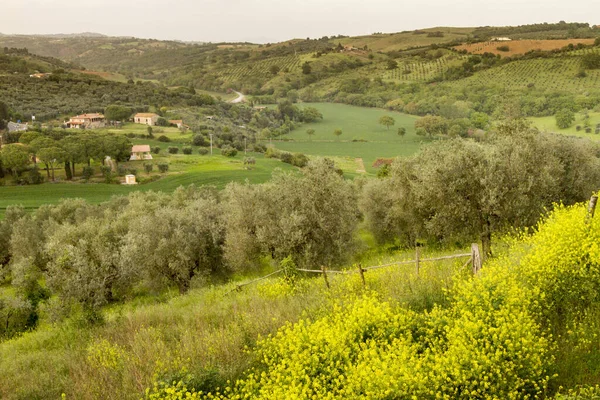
[134,113,159,126]
[130,144,153,161]
[65,113,106,129]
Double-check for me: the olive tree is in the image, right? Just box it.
[224,158,359,270]
[122,196,226,293]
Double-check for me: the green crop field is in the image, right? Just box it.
[0,154,293,218]
[273,103,424,171]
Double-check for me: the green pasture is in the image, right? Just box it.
[0,154,293,218]
[274,103,424,171]
[529,112,600,140]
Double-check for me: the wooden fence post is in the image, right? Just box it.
[471,243,482,274]
[415,246,421,276]
[587,194,598,222]
[321,266,330,289]
[357,263,366,287]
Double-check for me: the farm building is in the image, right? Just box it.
[168,119,189,130]
[130,144,153,161]
[65,113,106,129]
[492,37,512,41]
[134,113,159,126]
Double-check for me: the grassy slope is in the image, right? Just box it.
[274,103,422,171]
[0,245,466,399]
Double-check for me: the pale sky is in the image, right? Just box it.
[2,0,599,43]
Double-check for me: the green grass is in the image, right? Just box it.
[0,154,293,218]
[272,103,424,171]
[530,112,600,140]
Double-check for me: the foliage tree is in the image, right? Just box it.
[386,59,398,70]
[269,65,281,75]
[306,128,315,141]
[333,128,342,140]
[379,115,396,130]
[36,146,66,181]
[224,159,359,270]
[301,62,312,75]
[414,116,449,137]
[121,196,226,293]
[0,144,30,177]
[0,100,8,130]
[555,109,575,129]
[301,107,323,123]
[104,105,132,122]
[397,127,406,137]
[581,53,600,70]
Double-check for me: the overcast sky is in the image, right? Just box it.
[2,0,599,43]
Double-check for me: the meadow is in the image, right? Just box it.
[274,103,424,171]
[530,112,600,139]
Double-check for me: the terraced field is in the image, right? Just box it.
[384,55,467,82]
[456,39,596,57]
[450,57,600,91]
[216,55,302,81]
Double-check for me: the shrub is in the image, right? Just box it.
[157,135,171,143]
[220,145,237,157]
[497,45,510,52]
[100,166,113,183]
[252,143,267,153]
[192,134,207,146]
[279,151,293,164]
[291,153,308,168]
[82,166,94,181]
[198,148,209,155]
[243,157,256,165]
[143,163,153,174]
[168,147,179,154]
[158,163,169,173]
[152,146,161,154]
[127,168,138,176]
[182,147,193,155]
[25,166,44,184]
[117,164,127,176]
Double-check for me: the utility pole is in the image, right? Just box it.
[209,133,213,155]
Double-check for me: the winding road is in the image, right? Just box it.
[230,91,246,104]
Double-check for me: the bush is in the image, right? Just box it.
[100,166,113,183]
[192,134,207,146]
[168,147,179,154]
[220,145,237,157]
[252,143,267,153]
[127,168,138,176]
[157,135,171,143]
[152,146,161,154]
[496,45,510,52]
[291,153,308,168]
[25,166,44,184]
[117,164,127,176]
[182,147,193,155]
[144,163,153,174]
[82,166,94,181]
[198,148,209,155]
[158,163,169,173]
[279,151,293,164]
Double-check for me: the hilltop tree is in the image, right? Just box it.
[379,115,396,130]
[333,128,342,140]
[555,109,575,129]
[306,128,315,141]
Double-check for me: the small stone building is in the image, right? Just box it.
[134,113,159,126]
[130,144,153,161]
[66,113,106,129]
